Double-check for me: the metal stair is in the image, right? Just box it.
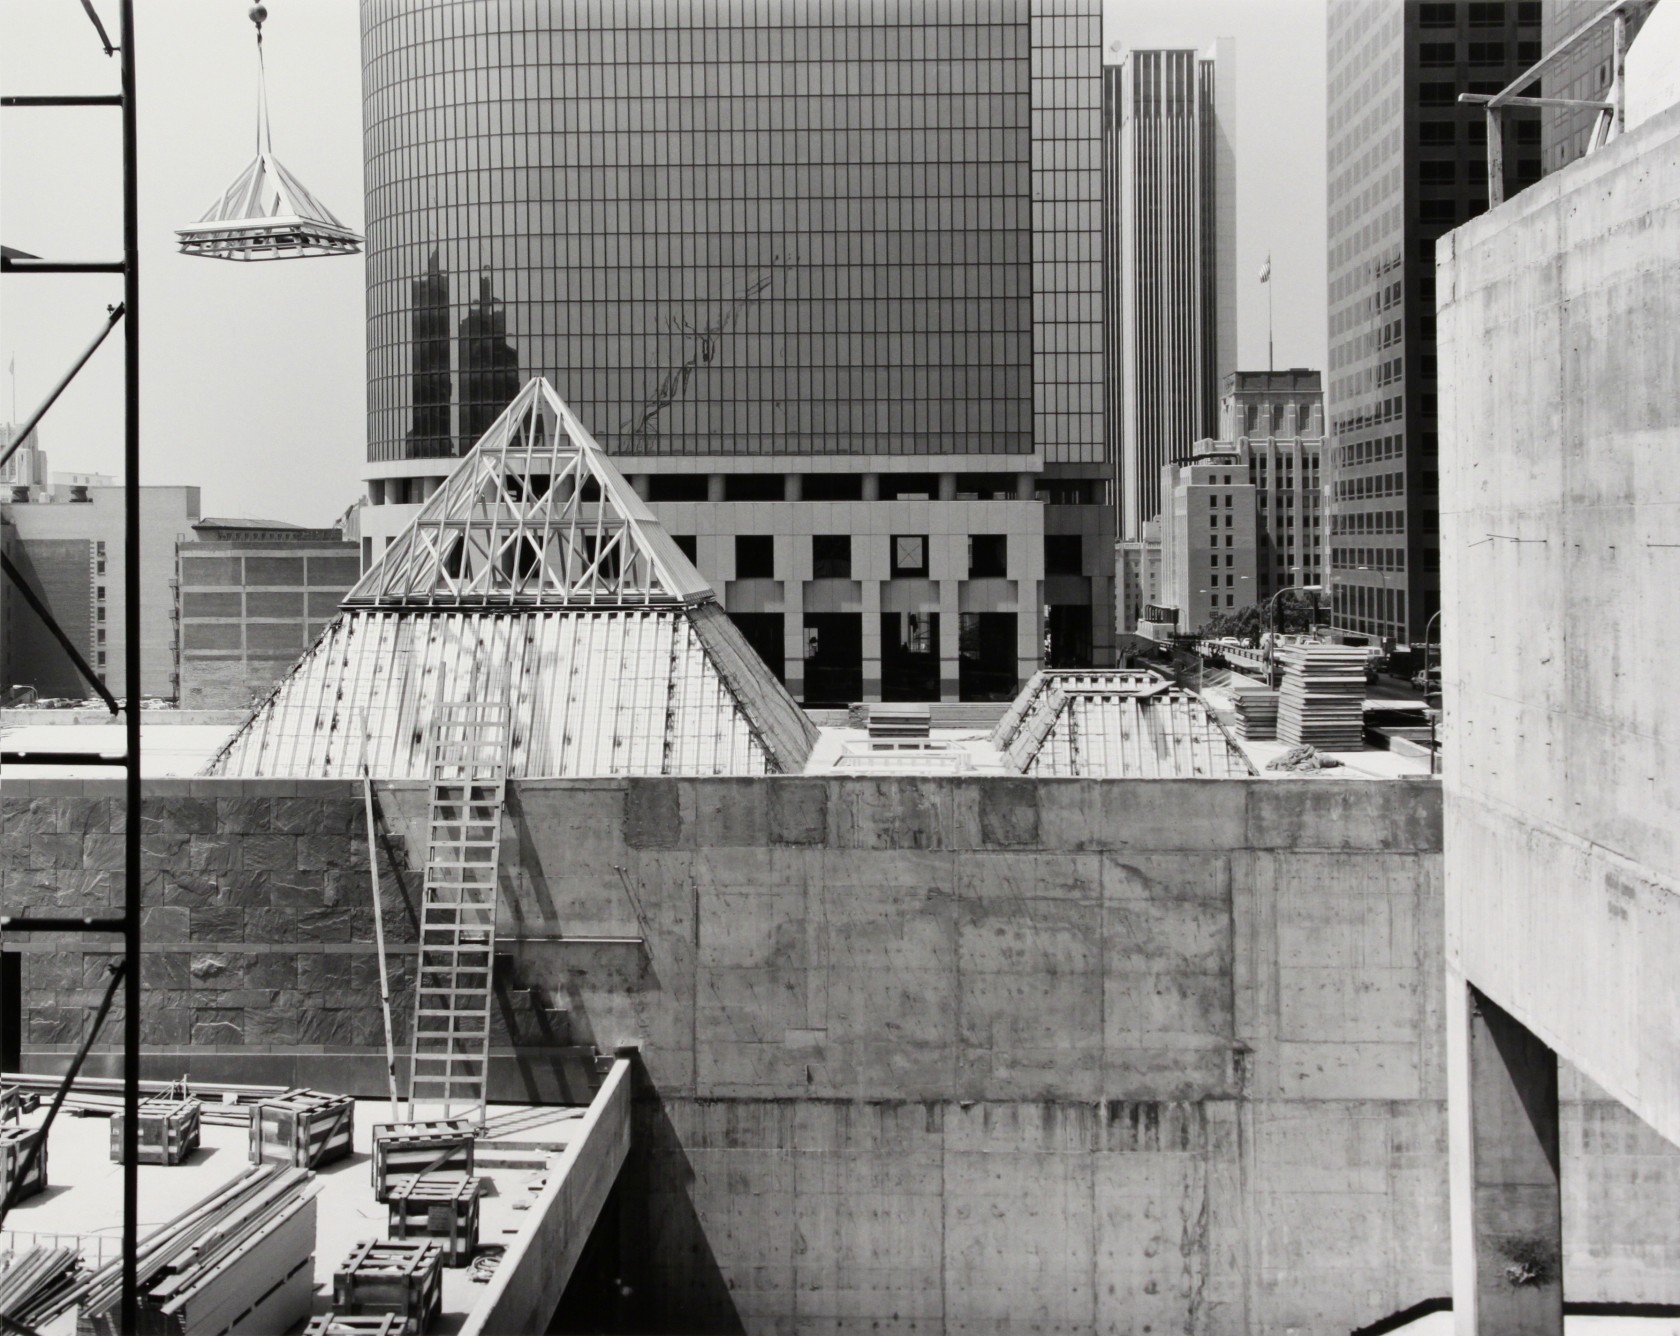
[407,699,511,1127]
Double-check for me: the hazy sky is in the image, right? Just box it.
[1,1,1327,527]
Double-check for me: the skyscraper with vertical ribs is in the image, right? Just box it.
[1103,44,1235,544]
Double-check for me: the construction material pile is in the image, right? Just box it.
[2,1072,286,1128]
[0,1245,83,1330]
[1275,644,1368,751]
[73,1164,318,1336]
[1230,686,1279,741]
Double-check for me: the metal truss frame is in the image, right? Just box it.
[345,378,712,610]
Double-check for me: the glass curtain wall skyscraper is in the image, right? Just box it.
[359,0,1112,701]
[1325,0,1542,647]
[1102,44,1236,545]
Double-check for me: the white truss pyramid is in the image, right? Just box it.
[176,148,362,261]
[347,378,713,608]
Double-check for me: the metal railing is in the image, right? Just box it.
[1462,0,1634,206]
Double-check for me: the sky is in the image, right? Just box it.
[1,1,1328,527]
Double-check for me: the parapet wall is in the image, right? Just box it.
[1438,99,1680,1146]
[2,776,1676,1332]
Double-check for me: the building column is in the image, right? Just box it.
[1448,975,1563,1336]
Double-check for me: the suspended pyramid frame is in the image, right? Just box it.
[177,7,361,261]
[346,378,712,609]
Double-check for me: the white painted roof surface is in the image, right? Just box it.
[992,672,1255,779]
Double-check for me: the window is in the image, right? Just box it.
[1420,161,1456,184]
[735,535,775,579]
[1418,82,1457,106]
[1045,535,1082,575]
[1419,42,1456,66]
[1420,3,1457,26]
[724,474,784,502]
[890,535,928,577]
[647,475,709,502]
[803,474,864,501]
[1468,3,1506,27]
[812,535,851,579]
[1468,41,1506,65]
[968,534,1007,578]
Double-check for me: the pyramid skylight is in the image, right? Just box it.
[346,378,712,609]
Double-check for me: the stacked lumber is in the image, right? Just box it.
[1275,644,1368,752]
[250,1089,355,1169]
[1230,688,1279,741]
[0,1245,82,1329]
[111,1088,202,1165]
[372,1121,475,1202]
[333,1239,443,1336]
[0,1126,47,1204]
[386,1174,482,1265]
[70,1165,318,1336]
[866,704,930,739]
[1,1073,286,1127]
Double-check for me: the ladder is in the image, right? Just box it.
[407,699,511,1127]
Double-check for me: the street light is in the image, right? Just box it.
[1265,583,1323,688]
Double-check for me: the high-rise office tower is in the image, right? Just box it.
[360,0,1113,702]
[1102,44,1236,545]
[1539,0,1656,173]
[1324,0,1541,647]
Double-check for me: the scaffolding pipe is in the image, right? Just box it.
[0,303,124,476]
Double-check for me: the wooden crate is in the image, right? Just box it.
[110,1096,201,1165]
[0,1125,47,1204]
[332,1239,442,1336]
[249,1088,354,1169]
[304,1317,406,1336]
[371,1120,474,1202]
[386,1174,480,1266]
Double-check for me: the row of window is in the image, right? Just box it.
[684,532,1085,580]
[1331,511,1408,536]
[1332,547,1407,572]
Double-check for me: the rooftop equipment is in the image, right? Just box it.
[176,5,361,261]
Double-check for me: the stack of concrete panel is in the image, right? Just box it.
[1231,687,1279,741]
[1276,645,1367,750]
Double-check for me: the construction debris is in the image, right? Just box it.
[1265,744,1345,773]
[0,1244,82,1330]
[73,1164,318,1336]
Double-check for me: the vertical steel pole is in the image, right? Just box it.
[119,1,141,1331]
[1486,107,1505,206]
[1612,10,1627,139]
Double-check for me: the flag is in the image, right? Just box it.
[1258,257,1271,283]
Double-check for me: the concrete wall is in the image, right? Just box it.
[1437,100,1680,1149]
[4,776,1678,1332]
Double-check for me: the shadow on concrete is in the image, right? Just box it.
[549,1064,743,1334]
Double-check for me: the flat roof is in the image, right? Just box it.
[3,1096,586,1334]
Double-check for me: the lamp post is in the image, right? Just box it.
[1265,583,1323,689]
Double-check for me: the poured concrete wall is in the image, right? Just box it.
[4,776,1678,1331]
[1438,100,1680,1150]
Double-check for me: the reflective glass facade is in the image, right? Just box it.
[363,0,1047,463]
[1325,0,1540,645]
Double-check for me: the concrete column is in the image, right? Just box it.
[1016,472,1036,501]
[784,473,802,501]
[628,474,650,500]
[707,474,726,503]
[1448,977,1563,1336]
[861,473,879,501]
[937,473,957,502]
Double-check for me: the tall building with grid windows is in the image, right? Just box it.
[359,0,1111,703]
[1324,0,1542,647]
[1102,44,1236,547]
[1539,0,1655,173]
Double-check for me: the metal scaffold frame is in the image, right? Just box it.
[0,2,144,1329]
